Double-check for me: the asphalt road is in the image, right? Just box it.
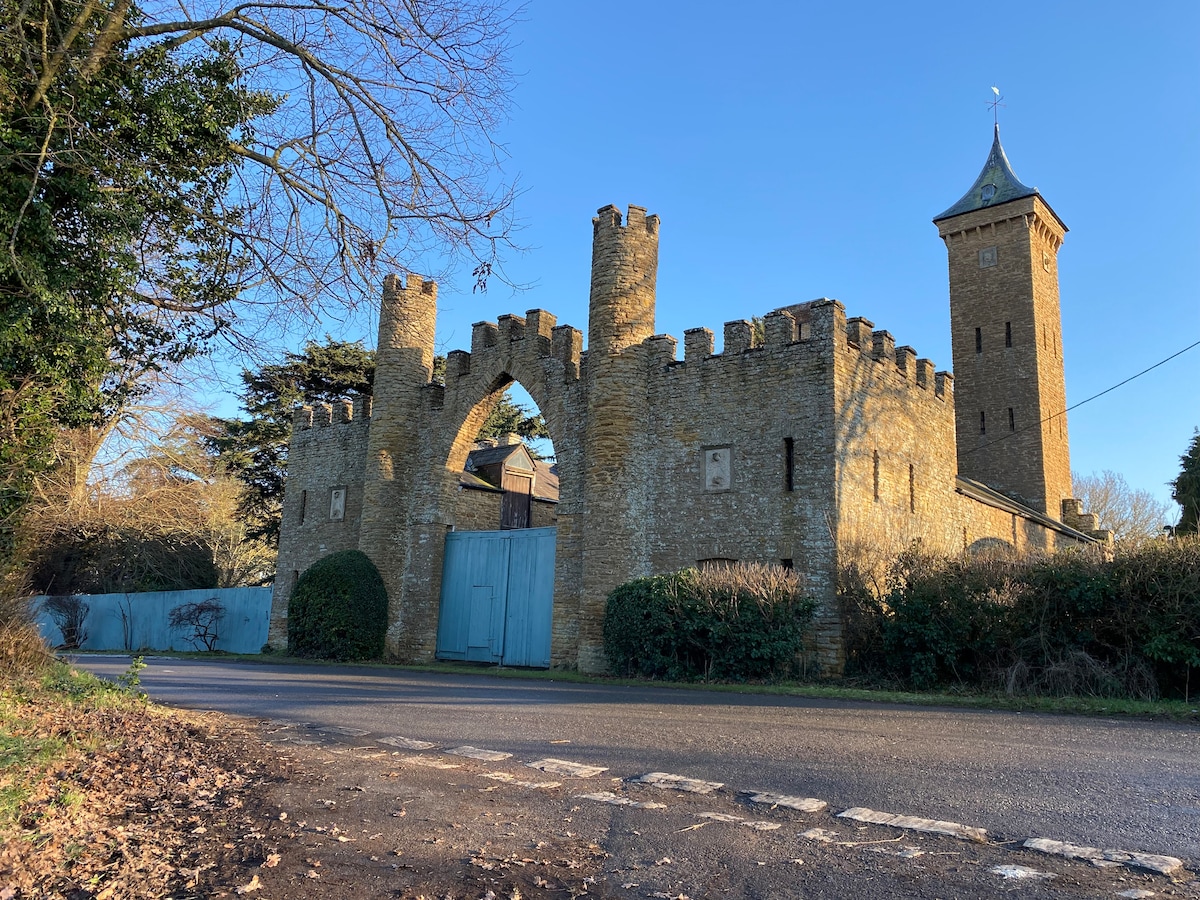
[76,657,1200,863]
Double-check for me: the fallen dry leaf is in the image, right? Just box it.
[234,874,262,894]
[261,853,281,868]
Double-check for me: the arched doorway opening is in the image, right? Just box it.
[432,372,568,668]
[451,380,557,533]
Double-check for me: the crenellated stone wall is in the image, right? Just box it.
[269,201,1103,674]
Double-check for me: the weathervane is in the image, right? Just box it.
[988,86,1006,126]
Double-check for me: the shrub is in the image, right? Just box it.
[288,550,388,661]
[604,562,817,682]
[878,549,1020,690]
[40,594,90,650]
[0,572,51,680]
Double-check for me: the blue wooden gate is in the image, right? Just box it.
[436,527,556,668]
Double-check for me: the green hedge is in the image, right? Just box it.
[604,563,817,682]
[287,550,388,661]
[842,538,1200,699]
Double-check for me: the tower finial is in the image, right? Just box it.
[988,86,1005,127]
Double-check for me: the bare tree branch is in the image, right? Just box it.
[1072,470,1174,544]
[10,0,520,345]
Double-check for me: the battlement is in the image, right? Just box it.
[650,298,846,367]
[592,203,660,240]
[449,309,583,382]
[644,295,950,403]
[840,309,951,399]
[379,272,438,355]
[589,204,660,358]
[292,396,373,431]
[383,271,437,300]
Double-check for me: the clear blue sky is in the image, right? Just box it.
[265,1,1200,513]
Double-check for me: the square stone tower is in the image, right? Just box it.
[935,126,1071,518]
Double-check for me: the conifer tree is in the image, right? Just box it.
[1172,429,1200,536]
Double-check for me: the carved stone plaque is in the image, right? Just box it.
[978,246,998,268]
[704,447,731,491]
[329,487,346,521]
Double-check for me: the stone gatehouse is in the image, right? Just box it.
[268,126,1108,673]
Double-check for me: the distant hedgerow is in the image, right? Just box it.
[840,537,1200,700]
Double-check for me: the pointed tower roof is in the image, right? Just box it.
[933,125,1045,223]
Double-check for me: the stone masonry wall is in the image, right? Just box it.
[631,302,839,666]
[268,398,370,647]
[531,498,558,529]
[454,488,503,531]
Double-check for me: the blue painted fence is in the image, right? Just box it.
[436,527,556,668]
[34,587,272,654]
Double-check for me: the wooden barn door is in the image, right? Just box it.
[435,527,555,667]
[500,471,532,528]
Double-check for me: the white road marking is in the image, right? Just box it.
[1023,838,1183,876]
[635,772,723,794]
[445,746,513,762]
[378,736,437,750]
[402,756,460,769]
[743,791,827,812]
[576,791,667,810]
[799,828,839,843]
[526,758,608,778]
[991,865,1055,880]
[837,807,987,842]
[481,772,561,790]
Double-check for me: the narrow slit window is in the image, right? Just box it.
[980,411,986,434]
[1008,407,1015,431]
[908,463,915,514]
[975,327,982,353]
[1005,322,1012,348]
[873,450,880,502]
[784,437,795,492]
[298,489,307,524]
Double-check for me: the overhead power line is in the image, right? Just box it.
[963,337,1200,456]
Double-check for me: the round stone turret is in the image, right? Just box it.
[588,204,660,357]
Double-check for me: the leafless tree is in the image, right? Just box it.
[168,597,226,651]
[1072,470,1174,544]
[10,0,520,344]
[23,411,275,594]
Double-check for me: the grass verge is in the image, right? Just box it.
[0,657,286,897]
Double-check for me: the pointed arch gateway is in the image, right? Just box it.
[374,305,588,669]
[432,365,570,667]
